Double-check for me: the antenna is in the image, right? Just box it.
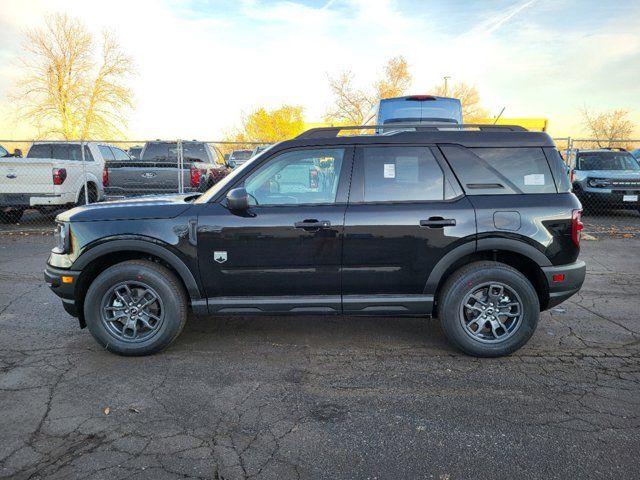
[493,107,506,124]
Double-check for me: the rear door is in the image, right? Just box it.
[342,144,475,314]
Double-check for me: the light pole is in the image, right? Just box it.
[443,76,451,96]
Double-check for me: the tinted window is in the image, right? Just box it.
[362,146,444,202]
[27,144,52,158]
[110,147,130,161]
[83,146,94,162]
[183,143,208,162]
[442,146,556,195]
[141,142,208,163]
[128,147,142,159]
[577,152,640,171]
[99,145,115,161]
[244,148,344,205]
[52,144,87,161]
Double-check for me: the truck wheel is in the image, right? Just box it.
[0,208,24,224]
[83,260,188,356]
[77,184,98,206]
[437,261,539,357]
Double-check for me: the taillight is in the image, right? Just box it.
[569,169,574,183]
[102,166,109,187]
[571,209,583,248]
[190,165,201,188]
[52,168,66,185]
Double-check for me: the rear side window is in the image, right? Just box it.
[27,144,52,158]
[441,146,556,195]
[361,146,444,202]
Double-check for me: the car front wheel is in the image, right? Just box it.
[437,261,540,357]
[83,260,188,356]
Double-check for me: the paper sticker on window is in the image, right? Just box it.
[384,163,396,179]
[524,174,545,186]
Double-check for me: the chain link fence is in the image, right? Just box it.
[553,137,640,235]
[1,137,639,234]
[0,139,270,231]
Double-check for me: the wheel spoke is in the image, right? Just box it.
[104,305,126,312]
[138,290,158,310]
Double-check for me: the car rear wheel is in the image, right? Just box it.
[437,261,539,357]
[84,260,187,356]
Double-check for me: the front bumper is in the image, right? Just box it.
[541,260,586,309]
[44,266,81,317]
[577,189,640,208]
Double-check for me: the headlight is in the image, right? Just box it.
[53,222,70,254]
[588,178,609,188]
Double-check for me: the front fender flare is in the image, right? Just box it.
[73,238,204,304]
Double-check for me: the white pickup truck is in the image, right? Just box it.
[0,142,119,224]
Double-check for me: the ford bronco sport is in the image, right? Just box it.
[44,124,586,357]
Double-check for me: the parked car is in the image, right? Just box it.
[45,123,585,357]
[365,95,463,129]
[251,145,270,157]
[631,148,640,160]
[127,145,143,159]
[570,149,640,212]
[227,149,254,168]
[0,144,22,158]
[103,141,229,199]
[0,142,108,224]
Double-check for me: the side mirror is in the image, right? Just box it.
[12,149,22,158]
[226,187,249,211]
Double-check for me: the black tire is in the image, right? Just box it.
[437,261,540,357]
[83,260,188,356]
[0,207,24,224]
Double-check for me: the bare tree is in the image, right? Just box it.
[375,55,412,100]
[325,56,412,124]
[580,108,635,147]
[12,13,134,139]
[324,71,375,125]
[432,80,487,121]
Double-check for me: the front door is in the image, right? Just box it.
[197,147,353,314]
[342,145,475,314]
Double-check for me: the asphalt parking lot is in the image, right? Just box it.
[0,233,638,480]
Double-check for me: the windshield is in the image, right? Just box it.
[195,144,277,204]
[378,96,463,124]
[577,152,640,171]
[230,150,253,161]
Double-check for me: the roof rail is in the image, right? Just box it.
[296,123,529,139]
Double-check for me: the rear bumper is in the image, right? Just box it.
[0,193,63,207]
[541,260,586,309]
[44,265,80,317]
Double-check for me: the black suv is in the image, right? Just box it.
[44,124,586,357]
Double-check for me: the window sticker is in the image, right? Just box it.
[524,174,545,186]
[383,163,396,179]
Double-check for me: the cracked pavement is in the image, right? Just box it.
[0,234,638,479]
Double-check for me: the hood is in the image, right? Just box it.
[57,193,199,222]
[575,169,640,180]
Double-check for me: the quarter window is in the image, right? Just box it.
[362,146,444,202]
[243,148,345,205]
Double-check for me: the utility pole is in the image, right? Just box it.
[443,76,451,96]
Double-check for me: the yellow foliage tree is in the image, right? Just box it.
[221,105,306,155]
[12,13,134,139]
[431,80,487,121]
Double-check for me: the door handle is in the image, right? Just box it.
[420,217,456,228]
[294,219,331,230]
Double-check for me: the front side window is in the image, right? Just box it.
[362,146,444,202]
[243,148,345,205]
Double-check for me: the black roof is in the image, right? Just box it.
[280,127,555,149]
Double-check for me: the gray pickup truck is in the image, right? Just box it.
[104,141,230,199]
[571,148,640,212]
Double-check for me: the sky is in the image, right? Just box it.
[0,0,639,140]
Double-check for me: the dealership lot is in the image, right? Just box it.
[0,234,638,480]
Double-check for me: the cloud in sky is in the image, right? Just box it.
[0,0,638,139]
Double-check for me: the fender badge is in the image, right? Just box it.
[214,251,227,263]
